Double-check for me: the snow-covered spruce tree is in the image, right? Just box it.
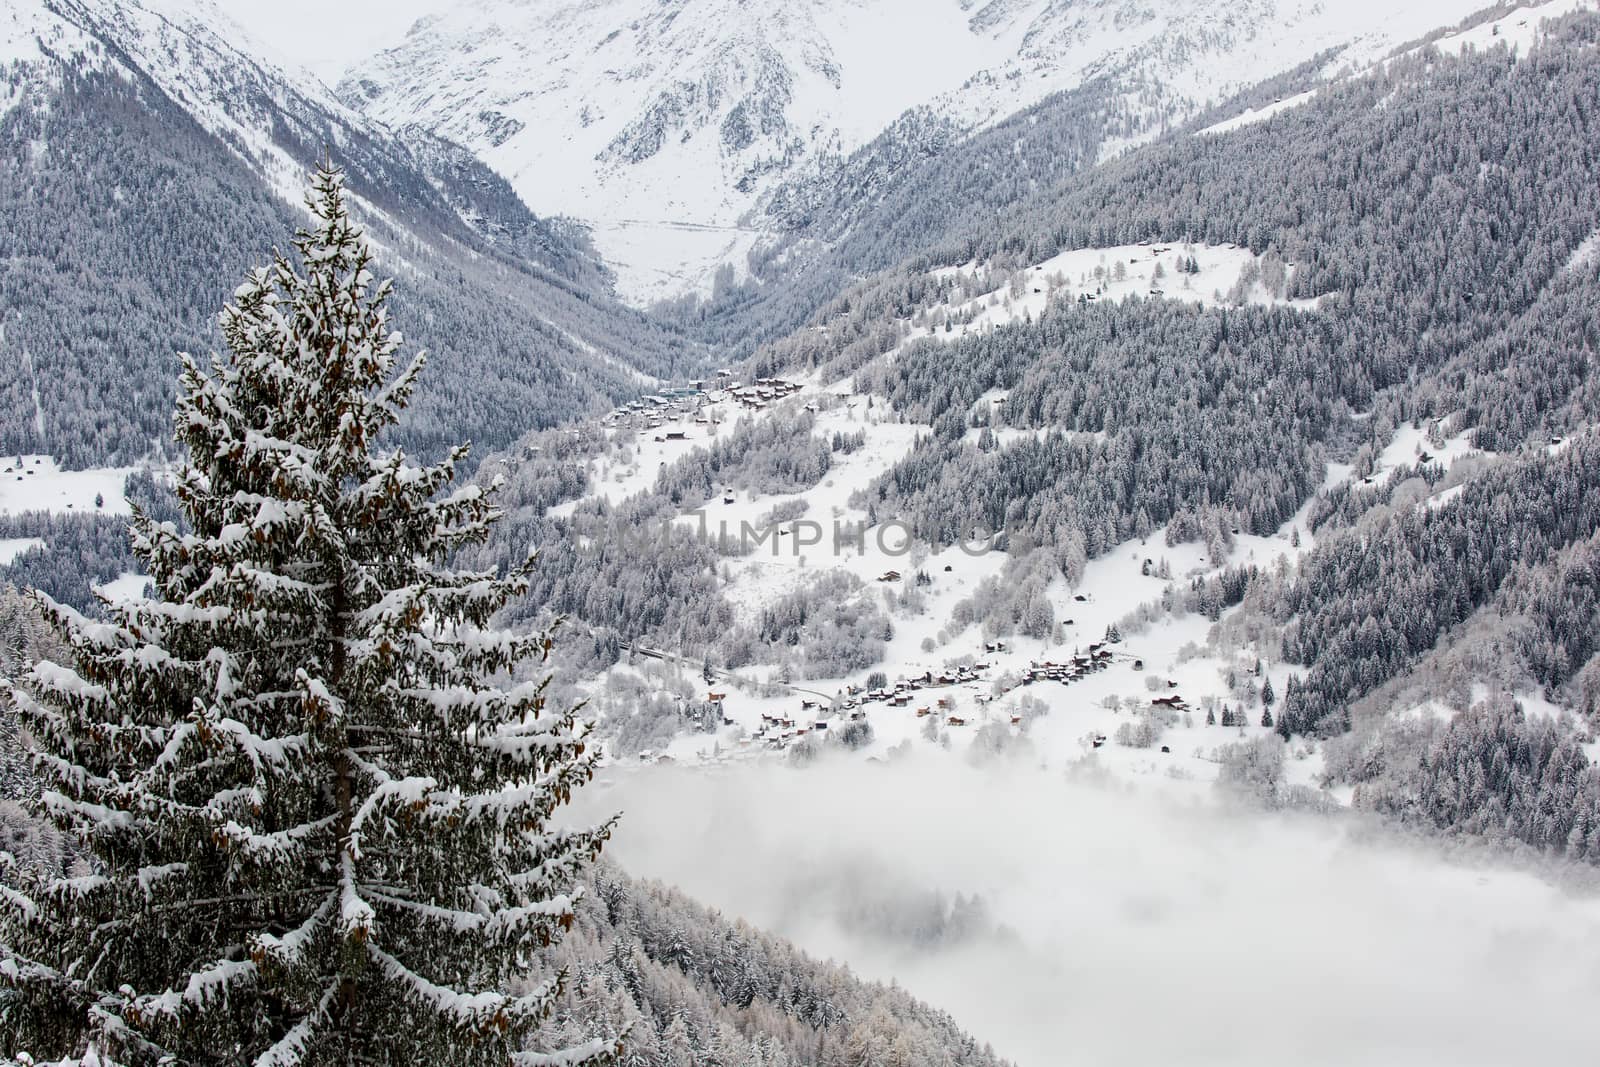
[0,165,619,1066]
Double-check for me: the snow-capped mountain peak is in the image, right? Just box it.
[4,0,381,207]
[340,0,1496,306]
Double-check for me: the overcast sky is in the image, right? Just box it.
[216,0,442,82]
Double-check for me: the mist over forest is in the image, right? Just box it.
[590,755,1600,1066]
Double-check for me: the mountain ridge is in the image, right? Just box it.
[341,0,1499,305]
[0,0,698,468]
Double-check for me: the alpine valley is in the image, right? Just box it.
[6,1,1600,1065]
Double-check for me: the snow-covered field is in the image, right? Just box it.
[0,537,44,564]
[0,455,134,517]
[592,218,767,305]
[1429,0,1596,56]
[564,365,1334,792]
[542,246,1373,785]
[919,242,1323,346]
[0,0,95,70]
[94,572,151,603]
[642,509,1298,790]
[1201,88,1319,136]
[1565,228,1600,273]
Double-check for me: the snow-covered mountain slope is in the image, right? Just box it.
[3,0,599,277]
[0,0,698,469]
[8,0,346,199]
[341,0,1498,305]
[1198,0,1600,137]
[444,10,1600,829]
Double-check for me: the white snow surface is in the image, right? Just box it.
[0,537,44,565]
[569,383,1540,804]
[920,242,1322,343]
[95,572,152,603]
[1566,228,1600,273]
[343,0,1501,305]
[2,0,424,225]
[1429,0,1597,56]
[0,456,134,517]
[565,372,1322,794]
[1201,87,1320,136]
[0,0,98,67]
[1199,0,1598,135]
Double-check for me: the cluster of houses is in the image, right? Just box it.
[753,709,851,749]
[746,662,1002,748]
[915,695,974,727]
[689,618,1156,756]
[601,385,713,434]
[599,371,807,437]
[844,664,995,728]
[866,664,987,702]
[743,635,1151,750]
[726,377,803,412]
[600,368,735,433]
[1015,643,1116,688]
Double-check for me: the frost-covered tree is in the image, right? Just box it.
[0,166,618,1067]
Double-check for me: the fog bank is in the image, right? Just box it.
[576,753,1600,1066]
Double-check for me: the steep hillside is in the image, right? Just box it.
[405,10,1600,872]
[0,0,698,468]
[540,865,1011,1066]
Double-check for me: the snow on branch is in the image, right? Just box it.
[129,956,257,1024]
[366,943,559,1035]
[214,814,337,866]
[510,1037,624,1067]
[251,982,337,1067]
[250,894,335,973]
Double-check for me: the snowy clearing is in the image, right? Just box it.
[1372,419,1482,487]
[1200,87,1319,136]
[591,217,765,306]
[94,572,151,603]
[1565,228,1600,273]
[1429,0,1597,57]
[0,537,44,564]
[920,242,1323,347]
[570,369,1321,796]
[0,456,134,517]
[616,491,1310,799]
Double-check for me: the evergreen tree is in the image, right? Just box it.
[0,167,619,1066]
